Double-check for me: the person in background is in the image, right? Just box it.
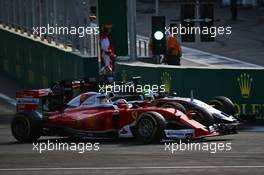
[166,24,182,65]
[100,24,116,83]
[148,38,166,64]
[100,24,116,71]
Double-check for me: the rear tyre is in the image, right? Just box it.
[208,96,236,115]
[188,107,214,127]
[11,112,42,143]
[160,102,187,113]
[135,112,166,143]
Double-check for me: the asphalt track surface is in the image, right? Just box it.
[0,99,264,175]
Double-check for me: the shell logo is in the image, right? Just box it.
[87,116,97,128]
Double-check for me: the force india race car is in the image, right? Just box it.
[12,89,226,143]
[113,92,239,134]
[105,76,240,133]
[151,95,239,134]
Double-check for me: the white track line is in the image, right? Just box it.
[182,46,263,68]
[0,93,16,106]
[0,166,264,171]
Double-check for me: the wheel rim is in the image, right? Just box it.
[138,118,154,138]
[13,118,30,138]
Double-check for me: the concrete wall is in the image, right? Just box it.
[0,28,99,88]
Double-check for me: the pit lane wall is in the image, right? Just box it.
[115,62,264,123]
[0,28,99,88]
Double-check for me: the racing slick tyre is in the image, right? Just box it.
[160,102,187,113]
[11,112,43,143]
[135,112,166,143]
[188,107,214,127]
[208,96,236,115]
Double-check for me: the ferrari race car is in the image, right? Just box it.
[46,77,239,134]
[12,90,222,143]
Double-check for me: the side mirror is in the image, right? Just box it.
[171,92,177,96]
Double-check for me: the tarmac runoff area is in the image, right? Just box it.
[134,41,264,68]
[0,94,264,175]
[181,46,263,68]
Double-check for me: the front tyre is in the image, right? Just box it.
[188,107,214,127]
[161,102,187,113]
[11,112,43,143]
[135,112,166,143]
[208,96,236,115]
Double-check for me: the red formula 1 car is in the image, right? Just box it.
[12,90,220,143]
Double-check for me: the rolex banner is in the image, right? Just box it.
[115,63,264,124]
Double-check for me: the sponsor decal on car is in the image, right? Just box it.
[87,116,97,128]
[164,129,194,139]
[118,125,133,138]
[131,111,139,120]
[16,98,39,105]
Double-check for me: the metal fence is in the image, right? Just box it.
[0,0,150,57]
[136,35,149,57]
[0,0,99,56]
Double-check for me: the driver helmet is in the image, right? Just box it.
[143,89,154,101]
[97,93,111,104]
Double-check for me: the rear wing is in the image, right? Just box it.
[16,78,98,113]
[51,78,98,97]
[16,89,51,112]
